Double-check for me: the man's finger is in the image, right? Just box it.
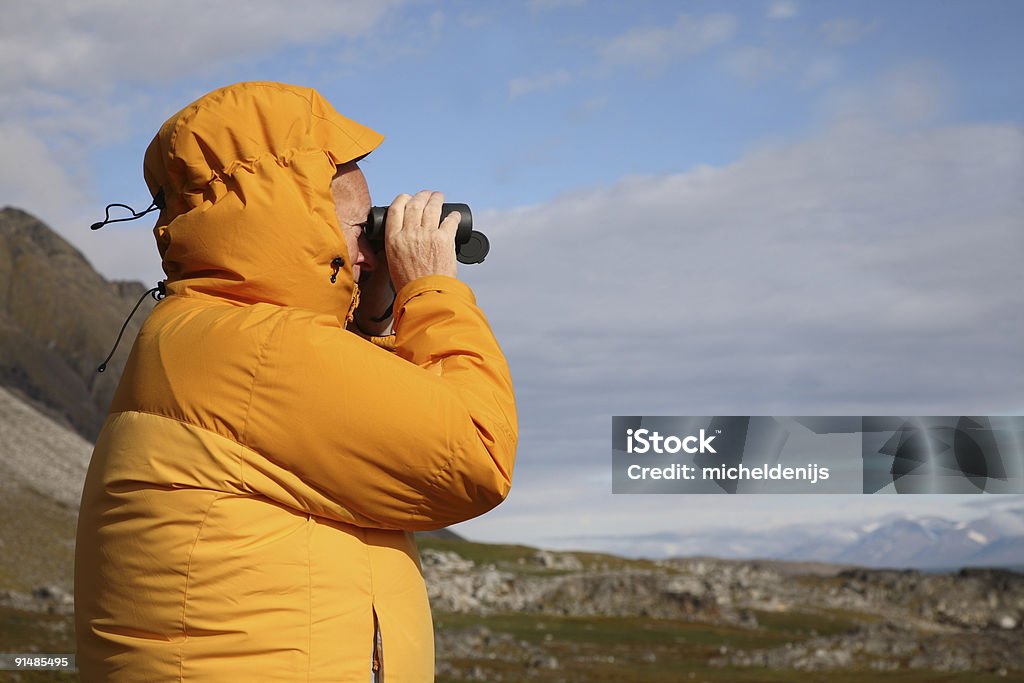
[422,191,444,231]
[438,210,461,239]
[403,190,432,231]
[387,193,412,237]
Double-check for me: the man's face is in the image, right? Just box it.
[331,162,376,283]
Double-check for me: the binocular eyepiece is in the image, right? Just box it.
[366,203,489,265]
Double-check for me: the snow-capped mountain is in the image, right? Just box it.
[557,506,1024,570]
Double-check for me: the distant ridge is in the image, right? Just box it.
[419,528,466,542]
[555,508,1024,570]
[0,207,155,440]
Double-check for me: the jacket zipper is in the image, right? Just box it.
[371,610,383,680]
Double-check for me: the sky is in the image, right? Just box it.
[2,0,1022,558]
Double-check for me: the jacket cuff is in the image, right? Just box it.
[349,326,397,352]
[366,333,397,352]
[393,276,476,323]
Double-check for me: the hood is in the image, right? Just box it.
[143,81,383,324]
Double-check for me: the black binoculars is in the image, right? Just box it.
[365,203,489,265]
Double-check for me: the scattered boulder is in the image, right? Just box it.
[530,550,582,570]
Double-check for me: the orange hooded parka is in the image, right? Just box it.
[75,82,517,682]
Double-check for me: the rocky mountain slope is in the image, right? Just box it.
[0,384,89,593]
[0,207,156,441]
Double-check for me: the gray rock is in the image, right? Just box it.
[530,550,582,570]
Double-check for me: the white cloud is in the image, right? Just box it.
[0,1,405,283]
[767,1,799,20]
[0,123,91,221]
[0,1,402,93]
[601,13,737,73]
[820,17,878,46]
[458,116,1024,546]
[474,120,1023,442]
[818,63,951,126]
[724,47,842,88]
[508,69,572,99]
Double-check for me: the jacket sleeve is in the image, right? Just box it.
[243,276,517,531]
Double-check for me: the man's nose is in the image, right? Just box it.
[357,235,377,271]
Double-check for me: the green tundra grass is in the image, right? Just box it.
[434,609,1021,682]
[2,605,1018,682]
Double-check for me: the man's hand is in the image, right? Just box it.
[385,190,459,294]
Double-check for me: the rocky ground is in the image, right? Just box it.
[711,620,1022,676]
[420,544,1024,678]
[423,547,756,626]
[0,586,74,616]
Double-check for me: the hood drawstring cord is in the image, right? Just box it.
[330,257,344,284]
[97,281,167,373]
[90,189,165,230]
[331,255,391,327]
[345,284,361,328]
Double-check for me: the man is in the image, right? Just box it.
[75,81,518,682]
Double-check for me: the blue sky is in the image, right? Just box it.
[3,0,1023,557]
[75,0,1024,212]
